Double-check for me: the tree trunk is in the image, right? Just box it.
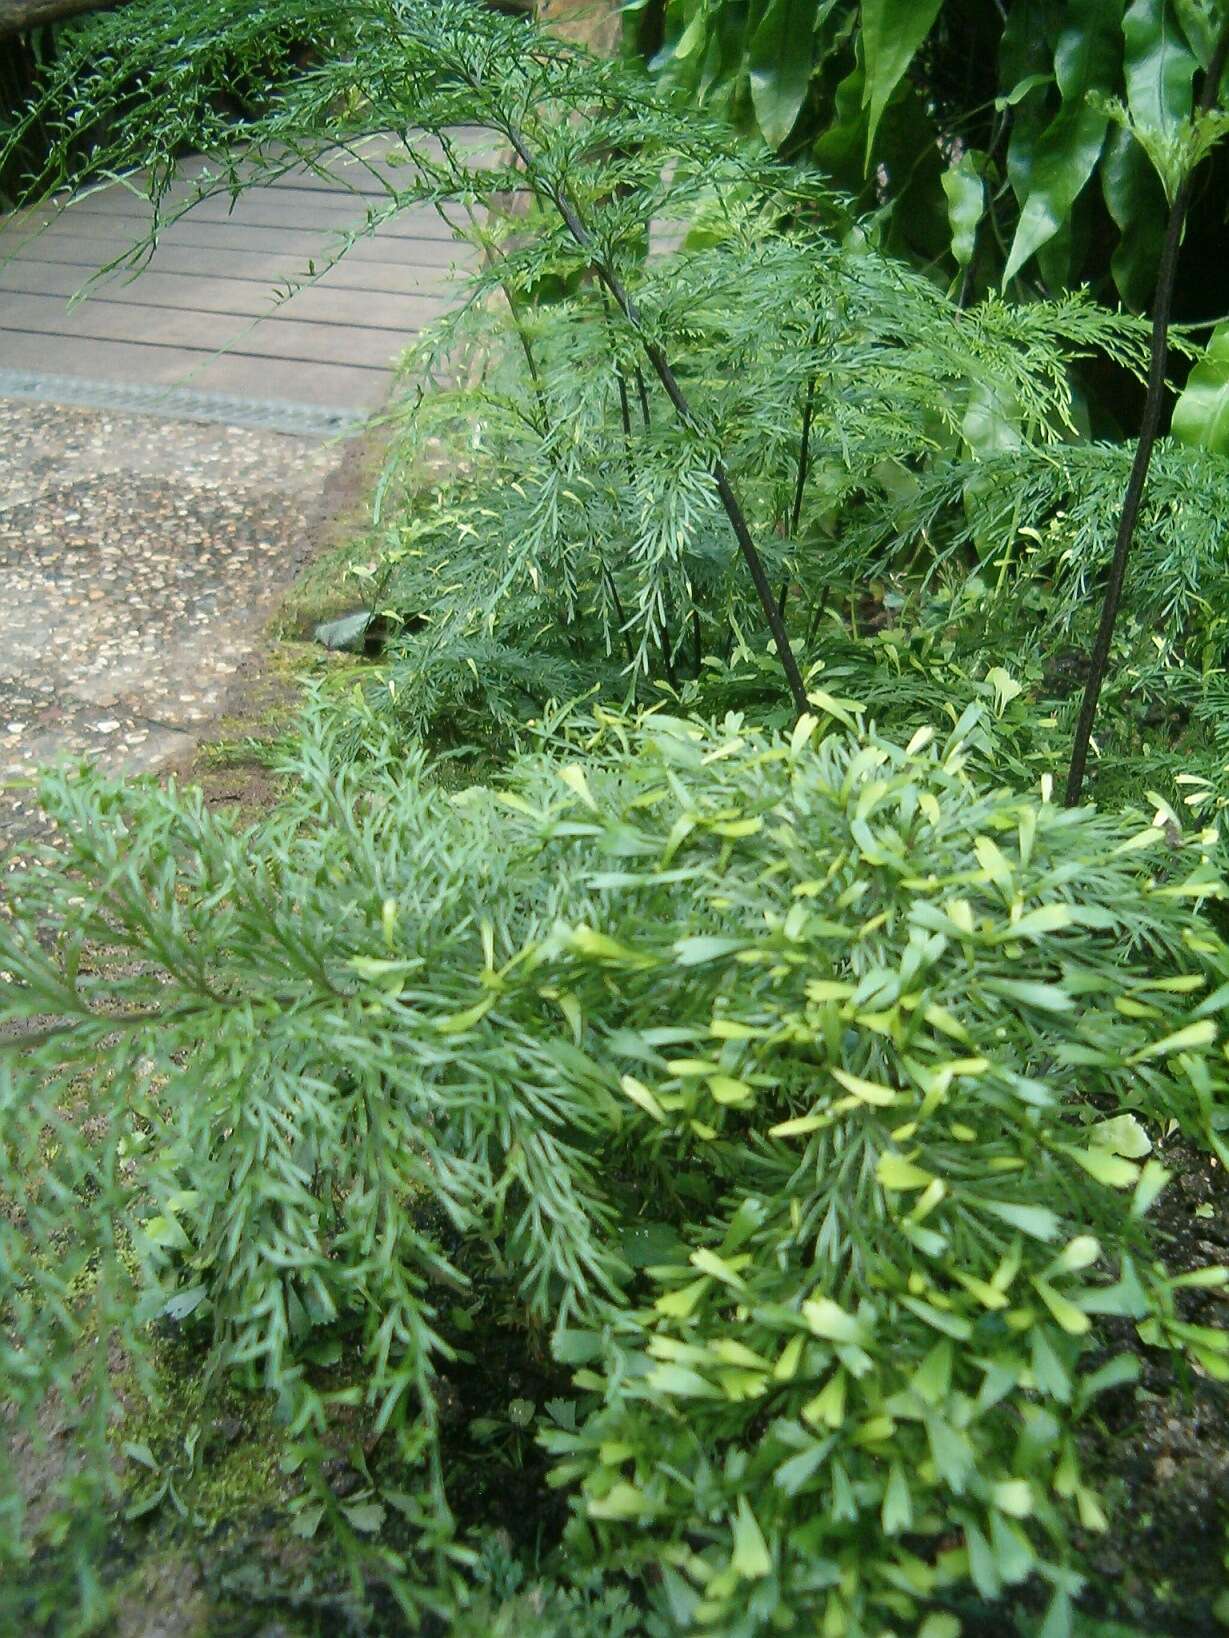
[0,0,128,37]
[535,0,620,55]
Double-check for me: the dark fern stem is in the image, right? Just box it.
[779,330,820,625]
[599,297,637,665]
[600,291,635,472]
[790,360,817,538]
[603,563,635,667]
[615,366,633,446]
[1065,20,1229,806]
[658,611,679,689]
[805,594,825,655]
[634,366,652,431]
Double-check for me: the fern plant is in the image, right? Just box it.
[839,436,1229,660]
[369,225,1151,742]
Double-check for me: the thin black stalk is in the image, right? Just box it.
[692,608,702,677]
[599,291,635,469]
[616,368,633,445]
[789,362,818,536]
[659,613,679,689]
[956,240,977,310]
[597,294,637,658]
[634,366,652,430]
[487,112,810,717]
[603,563,635,667]
[806,595,825,653]
[1065,21,1229,806]
[781,324,823,623]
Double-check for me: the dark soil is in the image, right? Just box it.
[1075,1139,1229,1635]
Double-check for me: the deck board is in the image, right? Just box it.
[0,134,485,417]
[0,260,452,330]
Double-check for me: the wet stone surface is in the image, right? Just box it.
[0,399,342,859]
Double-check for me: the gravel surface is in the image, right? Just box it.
[0,399,345,861]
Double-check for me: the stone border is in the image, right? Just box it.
[0,368,365,439]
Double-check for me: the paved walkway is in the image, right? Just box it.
[0,399,343,856]
[0,137,484,854]
[0,136,482,430]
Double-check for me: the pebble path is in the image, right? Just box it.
[0,399,340,858]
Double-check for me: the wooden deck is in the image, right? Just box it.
[0,137,486,423]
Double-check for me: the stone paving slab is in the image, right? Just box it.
[0,330,387,407]
[0,370,361,438]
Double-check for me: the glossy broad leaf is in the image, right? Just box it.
[860,0,942,162]
[1172,0,1218,67]
[1123,0,1197,139]
[1171,321,1229,454]
[669,0,708,65]
[1101,119,1167,308]
[942,149,985,270]
[748,0,835,148]
[1003,0,1123,286]
[998,0,1061,251]
[812,52,867,192]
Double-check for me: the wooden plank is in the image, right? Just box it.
[177,185,475,234]
[113,132,497,205]
[0,235,467,295]
[4,212,478,267]
[0,331,387,407]
[27,189,472,243]
[166,152,402,202]
[0,292,410,369]
[0,237,465,296]
[257,129,500,177]
[0,259,450,331]
[0,134,489,414]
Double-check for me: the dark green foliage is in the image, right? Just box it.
[841,438,1229,659]
[368,243,1151,739]
[632,0,1229,315]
